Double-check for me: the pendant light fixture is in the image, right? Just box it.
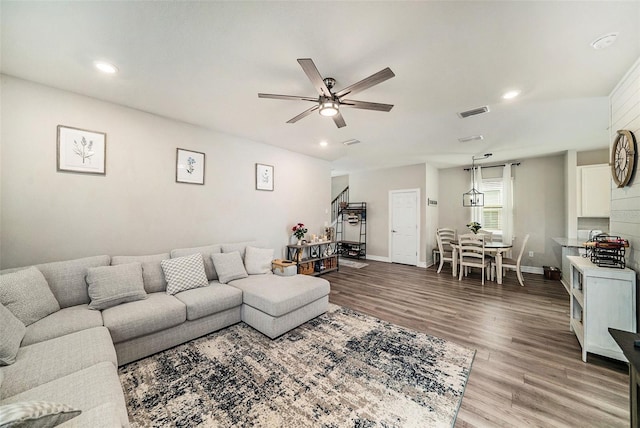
[463,153,492,207]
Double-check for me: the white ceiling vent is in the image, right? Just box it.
[342,139,361,146]
[458,135,484,143]
[458,106,490,119]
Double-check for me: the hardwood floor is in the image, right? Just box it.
[323,260,629,427]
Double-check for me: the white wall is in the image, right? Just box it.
[331,175,349,200]
[438,154,566,269]
[348,163,435,266]
[609,57,640,274]
[0,76,331,268]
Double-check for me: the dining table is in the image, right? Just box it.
[450,240,513,285]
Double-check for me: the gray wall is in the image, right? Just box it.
[610,57,640,274]
[0,75,331,268]
[331,175,349,200]
[438,154,566,269]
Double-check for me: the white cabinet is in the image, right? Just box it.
[568,256,636,362]
[576,164,610,217]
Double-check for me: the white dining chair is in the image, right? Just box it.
[436,228,456,273]
[496,234,530,286]
[458,233,491,285]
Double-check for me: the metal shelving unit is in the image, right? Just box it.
[336,202,367,259]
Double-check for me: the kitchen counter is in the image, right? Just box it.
[552,237,587,293]
[552,237,586,248]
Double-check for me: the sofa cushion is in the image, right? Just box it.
[0,267,60,326]
[21,305,103,347]
[0,327,116,399]
[57,402,121,428]
[221,241,260,262]
[174,283,243,321]
[86,263,147,310]
[212,252,248,284]
[230,274,330,317]
[0,362,128,428]
[111,253,169,293]
[101,292,186,343]
[170,244,221,281]
[244,246,274,275]
[35,256,111,308]
[0,304,25,366]
[161,254,209,295]
[0,400,81,427]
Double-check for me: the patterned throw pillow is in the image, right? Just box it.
[0,303,26,366]
[244,246,274,275]
[161,253,209,295]
[0,267,60,326]
[211,252,249,284]
[0,401,81,427]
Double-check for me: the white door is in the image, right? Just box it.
[390,189,419,265]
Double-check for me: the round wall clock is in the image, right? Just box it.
[611,129,637,187]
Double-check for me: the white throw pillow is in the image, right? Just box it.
[86,262,147,310]
[161,253,209,295]
[244,246,274,275]
[0,401,81,427]
[211,252,249,284]
[0,267,60,326]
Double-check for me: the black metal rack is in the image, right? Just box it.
[585,234,628,268]
[336,202,367,259]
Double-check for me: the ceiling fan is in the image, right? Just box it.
[258,58,395,128]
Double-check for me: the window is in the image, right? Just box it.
[480,179,506,238]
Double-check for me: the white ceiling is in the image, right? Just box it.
[2,1,639,175]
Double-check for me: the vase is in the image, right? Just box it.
[297,239,302,246]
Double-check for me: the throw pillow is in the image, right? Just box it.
[0,401,81,427]
[111,253,169,293]
[160,253,209,295]
[85,263,147,310]
[0,267,60,326]
[170,245,221,281]
[244,246,274,275]
[211,252,249,284]
[0,303,26,366]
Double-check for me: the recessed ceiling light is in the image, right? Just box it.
[591,33,618,50]
[94,61,118,74]
[502,90,520,100]
[319,141,328,147]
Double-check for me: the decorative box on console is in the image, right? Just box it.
[272,259,297,276]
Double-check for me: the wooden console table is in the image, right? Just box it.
[286,241,339,276]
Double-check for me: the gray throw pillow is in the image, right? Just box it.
[86,263,147,310]
[161,253,209,295]
[0,267,60,326]
[211,252,249,284]
[0,303,26,366]
[0,401,81,427]
[244,246,274,275]
[111,253,169,293]
[170,245,221,281]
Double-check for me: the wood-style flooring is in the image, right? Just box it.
[323,260,629,427]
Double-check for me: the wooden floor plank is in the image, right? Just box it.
[324,260,629,427]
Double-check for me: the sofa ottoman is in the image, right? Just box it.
[230,274,330,339]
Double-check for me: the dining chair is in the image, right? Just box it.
[458,233,491,285]
[436,228,456,274]
[496,234,530,286]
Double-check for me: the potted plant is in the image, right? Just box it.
[292,223,308,245]
[466,221,481,234]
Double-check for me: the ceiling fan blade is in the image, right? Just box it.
[297,58,332,97]
[340,99,394,112]
[258,93,318,102]
[332,111,346,128]
[286,105,320,124]
[335,67,395,98]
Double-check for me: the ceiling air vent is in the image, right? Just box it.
[342,139,361,146]
[457,105,490,119]
[458,135,484,143]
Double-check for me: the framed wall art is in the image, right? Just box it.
[176,148,205,185]
[57,125,106,175]
[256,163,274,191]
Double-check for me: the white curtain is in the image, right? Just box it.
[502,163,514,244]
[471,165,483,224]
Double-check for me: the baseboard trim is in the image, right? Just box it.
[521,266,544,275]
[364,255,390,263]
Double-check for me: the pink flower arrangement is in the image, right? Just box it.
[292,223,308,240]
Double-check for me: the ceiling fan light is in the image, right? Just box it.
[319,101,339,117]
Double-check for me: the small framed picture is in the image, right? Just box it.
[256,163,274,191]
[176,148,205,185]
[57,125,106,175]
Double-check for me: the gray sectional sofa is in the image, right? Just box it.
[0,241,330,427]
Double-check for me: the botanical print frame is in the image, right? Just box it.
[57,125,106,175]
[176,148,205,185]
[256,163,274,191]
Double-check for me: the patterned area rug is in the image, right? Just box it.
[119,305,475,427]
[339,259,369,269]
